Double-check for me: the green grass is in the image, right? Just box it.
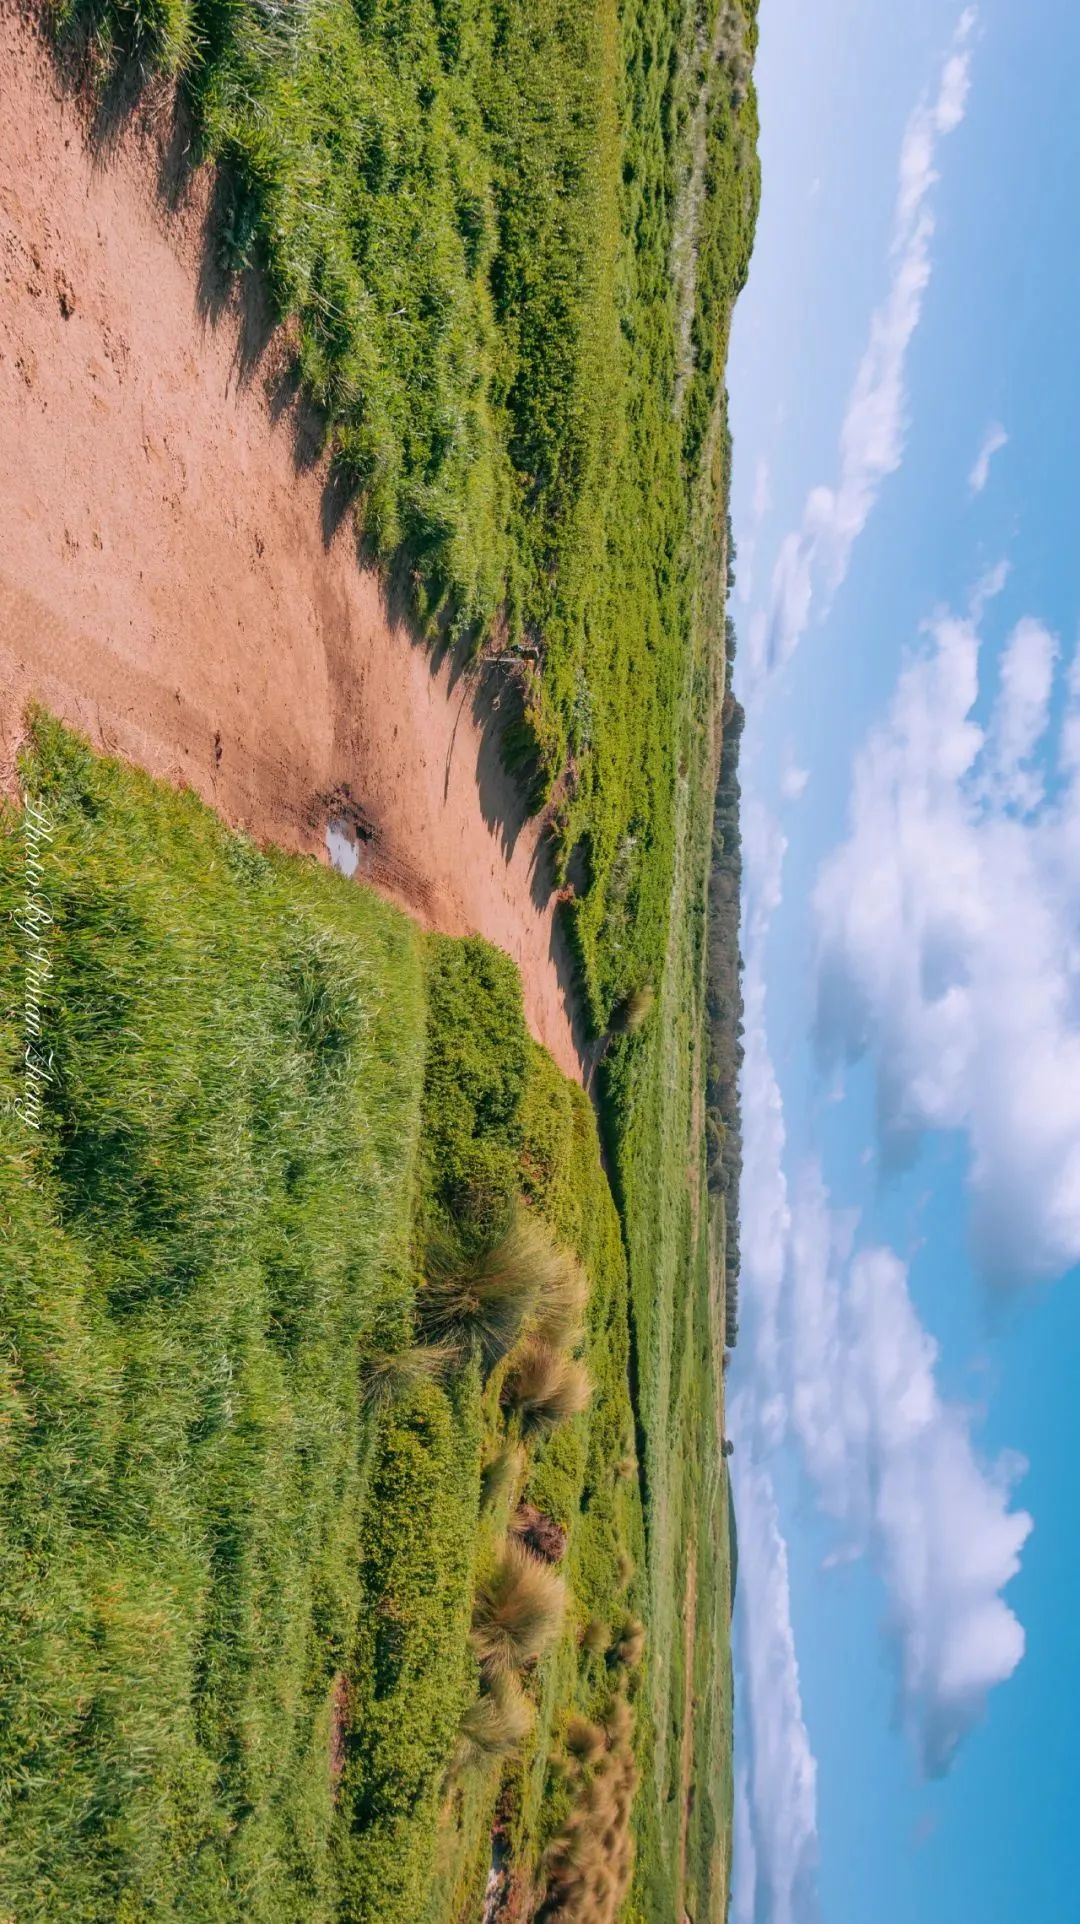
[52,0,759,1037]
[0,719,652,1920]
[0,714,427,1921]
[26,0,761,1911]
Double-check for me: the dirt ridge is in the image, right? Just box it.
[0,3,584,1080]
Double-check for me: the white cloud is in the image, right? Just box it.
[980,616,1057,811]
[782,762,811,802]
[784,1170,1032,1772]
[758,12,976,677]
[740,804,791,1403]
[969,421,1008,494]
[731,1436,819,1924]
[815,589,1080,1283]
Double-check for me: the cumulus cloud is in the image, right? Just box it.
[751,11,977,681]
[782,761,811,802]
[784,1169,1032,1772]
[814,587,1080,1282]
[731,1436,819,1924]
[969,421,1008,494]
[739,803,791,1404]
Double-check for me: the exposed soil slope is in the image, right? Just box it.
[0,4,583,1079]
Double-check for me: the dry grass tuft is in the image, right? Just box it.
[481,1441,526,1514]
[537,1696,639,1922]
[615,1550,635,1591]
[457,1673,535,1764]
[533,1248,591,1348]
[564,1714,607,1764]
[580,1618,611,1656]
[358,1341,459,1410]
[614,983,655,1035]
[471,1538,567,1677]
[502,1340,592,1437]
[613,1612,645,1670]
[418,1208,557,1368]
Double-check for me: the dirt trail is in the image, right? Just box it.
[0,5,584,1081]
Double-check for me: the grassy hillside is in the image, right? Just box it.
[0,719,645,1922]
[55,0,758,1035]
[19,0,760,1916]
[0,715,428,1918]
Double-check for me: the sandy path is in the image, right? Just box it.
[0,4,584,1081]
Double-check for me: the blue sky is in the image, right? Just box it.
[726,4,1080,1921]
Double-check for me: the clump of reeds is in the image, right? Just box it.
[502,1340,592,1437]
[471,1539,567,1677]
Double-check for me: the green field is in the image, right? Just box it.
[10,0,759,1916]
[0,719,645,1922]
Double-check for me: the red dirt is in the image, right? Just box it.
[0,3,584,1081]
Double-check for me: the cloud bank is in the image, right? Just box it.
[731,1437,819,1924]
[750,9,977,681]
[815,588,1080,1283]
[787,1167,1032,1773]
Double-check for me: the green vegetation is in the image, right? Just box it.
[0,714,427,1920]
[25,0,761,1912]
[54,0,759,1037]
[1,721,652,1920]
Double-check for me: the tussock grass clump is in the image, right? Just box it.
[564,1714,606,1765]
[613,1613,646,1671]
[613,1453,637,1483]
[581,1618,611,1657]
[471,1539,567,1678]
[358,1342,459,1411]
[419,1209,555,1369]
[538,1697,639,1923]
[481,1441,526,1515]
[533,1248,591,1349]
[615,1550,635,1591]
[502,1340,592,1437]
[614,983,655,1035]
[457,1675,535,1765]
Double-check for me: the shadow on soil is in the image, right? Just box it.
[42,12,598,1082]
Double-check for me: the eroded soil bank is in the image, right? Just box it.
[0,4,583,1079]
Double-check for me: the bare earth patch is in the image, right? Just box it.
[0,3,583,1080]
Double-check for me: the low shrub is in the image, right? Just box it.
[511,1502,568,1565]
